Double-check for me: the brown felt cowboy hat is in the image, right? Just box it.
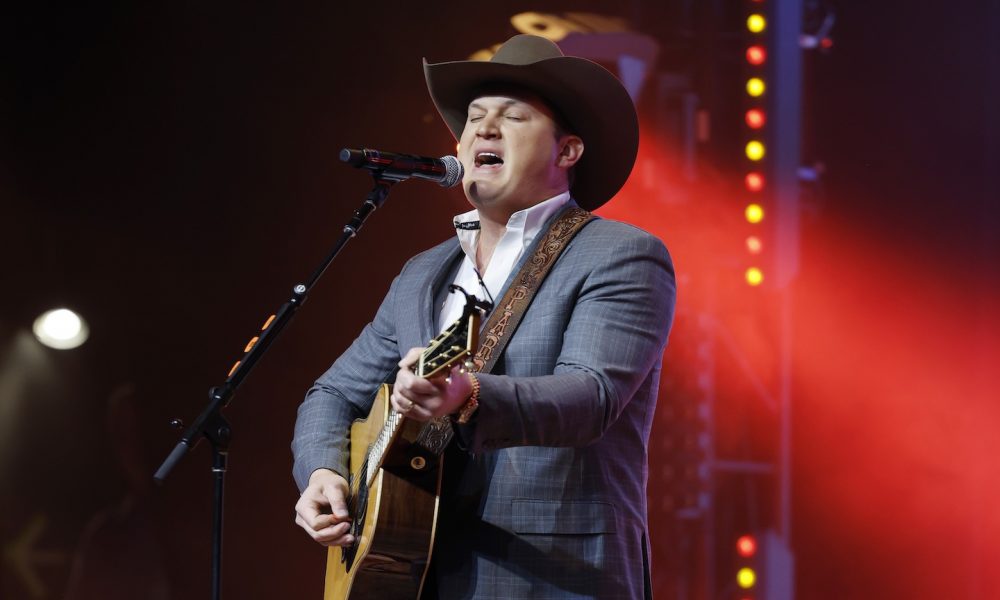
[423,34,639,211]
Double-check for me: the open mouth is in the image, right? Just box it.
[474,152,504,168]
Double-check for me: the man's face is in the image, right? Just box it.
[458,92,580,219]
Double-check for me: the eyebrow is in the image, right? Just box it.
[468,99,521,111]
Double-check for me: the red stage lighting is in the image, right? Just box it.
[737,534,758,557]
[745,108,766,129]
[746,45,767,66]
[745,172,765,192]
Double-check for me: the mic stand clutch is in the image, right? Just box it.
[153,174,399,600]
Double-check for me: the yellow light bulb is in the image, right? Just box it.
[746,77,766,97]
[746,141,766,161]
[745,203,764,223]
[747,14,766,33]
[745,268,764,287]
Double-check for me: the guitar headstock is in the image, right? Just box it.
[416,285,491,378]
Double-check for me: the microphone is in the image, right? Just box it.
[340,148,464,188]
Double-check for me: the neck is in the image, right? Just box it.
[475,216,506,273]
[469,188,569,272]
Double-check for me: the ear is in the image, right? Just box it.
[556,135,584,168]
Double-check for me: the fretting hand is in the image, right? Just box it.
[390,347,473,421]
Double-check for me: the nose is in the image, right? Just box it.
[476,114,500,139]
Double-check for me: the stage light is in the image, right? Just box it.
[733,532,763,597]
[737,566,757,588]
[737,534,758,557]
[745,141,766,161]
[745,172,765,192]
[33,308,90,350]
[747,14,766,33]
[746,45,767,65]
[741,9,769,293]
[746,109,766,129]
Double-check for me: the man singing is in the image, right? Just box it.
[293,34,676,599]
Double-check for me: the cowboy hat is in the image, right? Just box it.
[423,34,639,211]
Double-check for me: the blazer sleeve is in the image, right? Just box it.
[458,228,676,452]
[290,270,405,492]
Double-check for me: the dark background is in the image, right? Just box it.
[1,1,997,598]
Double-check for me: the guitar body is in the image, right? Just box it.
[324,384,444,600]
[323,287,487,599]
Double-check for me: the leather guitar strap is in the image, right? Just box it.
[416,205,595,453]
[470,205,594,373]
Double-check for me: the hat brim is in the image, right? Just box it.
[423,55,639,211]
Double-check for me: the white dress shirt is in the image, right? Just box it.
[437,192,571,332]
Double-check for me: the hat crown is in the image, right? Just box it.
[490,34,565,65]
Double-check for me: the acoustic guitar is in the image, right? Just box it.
[324,286,488,599]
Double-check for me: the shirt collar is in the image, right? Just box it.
[451,191,572,261]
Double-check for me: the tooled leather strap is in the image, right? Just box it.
[415,205,595,454]
[470,205,593,373]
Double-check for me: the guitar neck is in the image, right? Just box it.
[359,310,480,489]
[362,404,404,488]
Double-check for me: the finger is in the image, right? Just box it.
[313,521,352,543]
[294,511,336,535]
[319,533,356,548]
[320,537,355,548]
[297,482,350,529]
[323,483,351,522]
[429,363,463,390]
[398,347,425,370]
[403,402,434,422]
[391,391,414,414]
[395,364,437,391]
[295,492,329,529]
[311,513,339,531]
[392,391,438,417]
[296,515,355,546]
[396,377,438,399]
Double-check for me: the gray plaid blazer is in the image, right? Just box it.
[293,205,675,599]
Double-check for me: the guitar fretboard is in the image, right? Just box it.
[365,407,403,485]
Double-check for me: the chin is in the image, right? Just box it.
[466,181,502,205]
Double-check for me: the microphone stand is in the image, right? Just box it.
[154,173,401,600]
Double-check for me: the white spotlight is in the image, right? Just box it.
[33,308,90,350]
